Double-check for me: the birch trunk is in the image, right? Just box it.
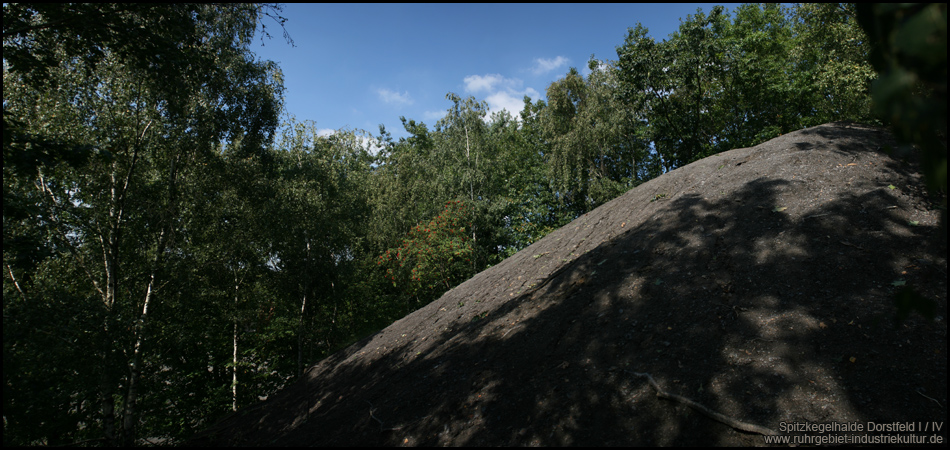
[297,238,312,378]
[298,291,307,378]
[122,265,161,444]
[121,131,176,445]
[233,271,240,412]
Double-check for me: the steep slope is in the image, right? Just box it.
[194,122,947,446]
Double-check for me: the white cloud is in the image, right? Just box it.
[459,73,542,120]
[313,128,383,156]
[485,88,540,119]
[377,88,413,105]
[532,56,569,75]
[360,135,384,156]
[463,74,507,93]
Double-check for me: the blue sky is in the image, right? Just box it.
[251,3,738,140]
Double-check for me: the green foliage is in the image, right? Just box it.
[268,121,375,375]
[855,3,946,323]
[617,7,732,171]
[789,3,876,127]
[485,100,568,258]
[4,2,908,446]
[719,4,796,146]
[3,4,287,174]
[542,60,645,216]
[436,94,491,203]
[378,200,476,304]
[368,117,443,253]
[857,3,946,198]
[3,3,286,445]
[616,3,876,175]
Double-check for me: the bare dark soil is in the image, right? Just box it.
[192,122,947,446]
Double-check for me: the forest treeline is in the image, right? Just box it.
[3,3,942,446]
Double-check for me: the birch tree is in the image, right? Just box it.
[3,4,285,445]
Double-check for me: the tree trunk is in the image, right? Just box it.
[122,224,168,444]
[120,133,176,445]
[122,268,159,445]
[232,271,240,411]
[297,238,312,378]
[99,321,117,446]
[297,291,307,378]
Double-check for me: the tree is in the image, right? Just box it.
[269,122,374,376]
[378,200,477,307]
[3,4,290,174]
[718,3,796,147]
[482,98,562,258]
[616,7,732,173]
[543,60,646,216]
[435,94,490,204]
[857,3,946,201]
[579,58,647,201]
[543,67,593,213]
[789,3,876,127]
[434,93,514,267]
[615,4,875,175]
[368,117,443,256]
[856,3,946,323]
[3,4,285,445]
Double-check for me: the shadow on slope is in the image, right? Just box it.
[194,123,946,446]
